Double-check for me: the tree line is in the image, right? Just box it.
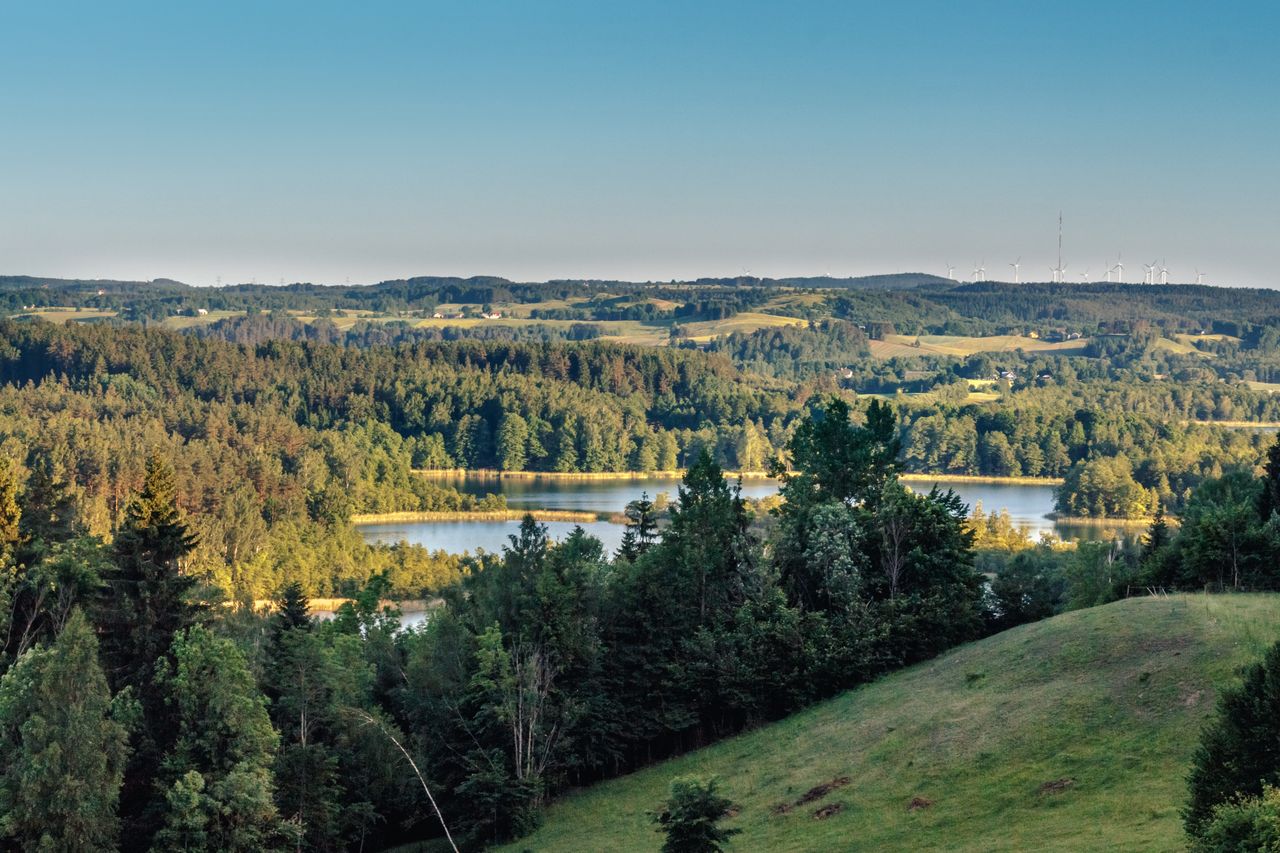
[0,398,1005,851]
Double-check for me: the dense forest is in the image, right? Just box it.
[0,399,992,850]
[5,382,1280,850]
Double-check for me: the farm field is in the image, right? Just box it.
[1152,336,1213,357]
[494,594,1280,853]
[17,307,118,323]
[680,311,808,343]
[870,334,1091,359]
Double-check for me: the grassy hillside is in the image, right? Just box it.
[495,594,1280,853]
[870,333,1091,359]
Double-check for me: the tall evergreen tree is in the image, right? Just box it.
[99,455,202,693]
[1185,640,1280,838]
[1259,433,1280,521]
[95,455,203,839]
[652,777,739,853]
[154,625,288,852]
[616,493,659,561]
[0,610,130,853]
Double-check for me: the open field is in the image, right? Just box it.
[869,334,1091,359]
[1152,337,1213,358]
[680,311,809,343]
[159,309,244,329]
[1176,333,1239,345]
[495,594,1280,853]
[1185,419,1280,429]
[17,307,118,323]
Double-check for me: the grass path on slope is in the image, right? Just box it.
[497,594,1280,853]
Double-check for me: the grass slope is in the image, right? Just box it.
[871,334,1090,359]
[499,594,1280,853]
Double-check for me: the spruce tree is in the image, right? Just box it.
[0,610,129,852]
[99,455,202,694]
[1260,434,1280,521]
[1185,640,1280,838]
[653,777,739,853]
[95,455,202,839]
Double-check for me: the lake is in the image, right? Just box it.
[358,474,1123,555]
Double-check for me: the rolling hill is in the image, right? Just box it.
[491,594,1280,852]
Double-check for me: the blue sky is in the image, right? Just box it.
[1,1,1277,287]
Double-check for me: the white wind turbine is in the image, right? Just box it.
[946,263,956,280]
[1159,260,1170,285]
[1009,257,1021,283]
[1196,268,1206,285]
[1080,269,1091,282]
[1143,262,1156,285]
[1104,262,1113,283]
[1113,254,1125,284]
[1050,262,1068,283]
[972,261,986,282]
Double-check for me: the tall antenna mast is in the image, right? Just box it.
[1057,211,1063,274]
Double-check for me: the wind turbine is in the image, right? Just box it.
[1009,257,1021,284]
[1196,268,1206,285]
[972,261,986,282]
[1158,261,1170,285]
[1050,262,1067,283]
[1143,262,1156,285]
[946,263,956,280]
[1080,269,1091,282]
[1113,254,1124,284]
[1104,262,1112,283]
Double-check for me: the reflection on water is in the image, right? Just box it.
[359,475,1125,555]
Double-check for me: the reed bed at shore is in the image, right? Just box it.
[900,473,1064,486]
[413,467,777,481]
[350,509,604,524]
[414,468,1065,486]
[1049,514,1170,527]
[244,598,442,613]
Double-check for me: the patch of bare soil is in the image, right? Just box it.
[812,802,844,820]
[770,802,794,816]
[795,776,851,806]
[722,804,741,818]
[908,796,934,811]
[1038,778,1075,795]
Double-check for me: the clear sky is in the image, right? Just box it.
[2,1,1277,287]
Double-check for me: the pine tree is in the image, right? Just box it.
[0,610,130,852]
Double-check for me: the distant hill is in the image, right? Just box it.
[779,272,955,290]
[492,595,1280,853]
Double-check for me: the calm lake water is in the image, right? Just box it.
[358,475,1124,555]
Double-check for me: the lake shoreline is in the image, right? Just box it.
[414,468,1064,487]
[1048,514,1167,527]
[351,509,605,524]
